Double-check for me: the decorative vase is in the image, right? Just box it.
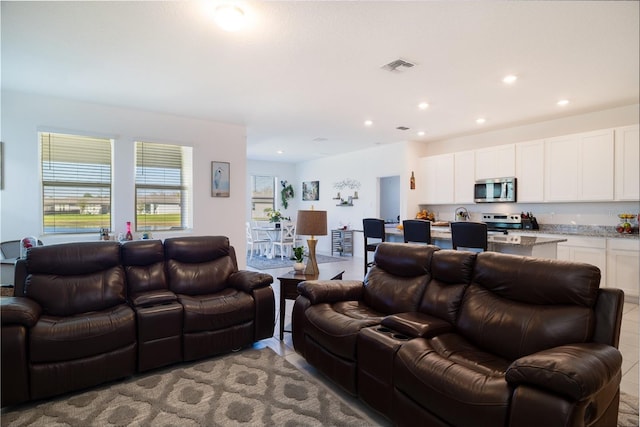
[293,262,305,272]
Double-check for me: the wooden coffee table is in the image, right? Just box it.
[277,267,345,340]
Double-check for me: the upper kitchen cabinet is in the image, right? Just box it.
[419,154,454,204]
[475,144,515,180]
[454,150,475,204]
[515,139,544,202]
[545,129,614,201]
[614,125,639,201]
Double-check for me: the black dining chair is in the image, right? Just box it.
[450,222,488,252]
[363,218,385,275]
[402,219,432,244]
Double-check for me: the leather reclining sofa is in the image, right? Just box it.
[292,243,624,427]
[1,236,275,407]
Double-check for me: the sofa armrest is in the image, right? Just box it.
[129,290,178,307]
[381,312,453,338]
[505,343,622,400]
[1,297,41,327]
[228,270,274,293]
[297,280,364,304]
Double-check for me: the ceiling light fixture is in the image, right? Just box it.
[476,118,486,124]
[214,4,246,31]
[417,131,425,136]
[418,102,429,110]
[276,150,284,154]
[557,99,570,106]
[364,120,373,126]
[502,74,518,84]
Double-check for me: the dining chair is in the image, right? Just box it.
[402,219,432,244]
[245,222,270,258]
[272,222,296,259]
[363,218,385,275]
[450,221,488,252]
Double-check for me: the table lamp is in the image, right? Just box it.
[296,209,328,275]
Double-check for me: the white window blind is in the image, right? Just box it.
[135,141,192,231]
[251,176,275,220]
[40,132,113,234]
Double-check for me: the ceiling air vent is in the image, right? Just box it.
[381,59,416,72]
[396,126,410,131]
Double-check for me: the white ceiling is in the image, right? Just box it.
[2,1,638,163]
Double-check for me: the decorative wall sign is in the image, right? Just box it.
[211,161,230,197]
[302,181,319,201]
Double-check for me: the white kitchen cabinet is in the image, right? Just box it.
[545,129,614,201]
[614,125,640,201]
[515,139,544,202]
[475,144,515,180]
[454,150,475,204]
[579,129,614,200]
[419,154,454,204]
[607,238,639,300]
[557,236,607,287]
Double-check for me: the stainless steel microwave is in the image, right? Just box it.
[474,177,517,203]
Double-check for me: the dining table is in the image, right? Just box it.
[252,225,281,259]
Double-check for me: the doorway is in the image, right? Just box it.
[379,176,400,224]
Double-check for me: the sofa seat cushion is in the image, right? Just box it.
[30,305,135,363]
[305,301,383,360]
[180,288,254,333]
[394,334,512,427]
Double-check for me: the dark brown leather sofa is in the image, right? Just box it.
[292,243,624,427]
[1,236,275,408]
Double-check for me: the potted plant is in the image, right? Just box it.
[292,246,305,271]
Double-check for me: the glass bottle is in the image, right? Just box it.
[125,221,133,241]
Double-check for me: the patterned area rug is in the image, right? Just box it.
[246,253,347,270]
[1,348,372,426]
[619,392,640,427]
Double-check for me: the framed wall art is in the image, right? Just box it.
[211,161,230,197]
[302,180,319,201]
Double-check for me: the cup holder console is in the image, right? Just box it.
[374,326,411,341]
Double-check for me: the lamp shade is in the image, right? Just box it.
[296,210,327,236]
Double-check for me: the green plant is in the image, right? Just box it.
[292,246,305,263]
[280,180,294,209]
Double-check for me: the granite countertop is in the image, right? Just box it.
[429,230,566,246]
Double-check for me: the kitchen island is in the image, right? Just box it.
[384,227,567,259]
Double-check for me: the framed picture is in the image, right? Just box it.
[211,161,230,197]
[302,180,319,201]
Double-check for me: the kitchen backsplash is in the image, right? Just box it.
[423,201,639,228]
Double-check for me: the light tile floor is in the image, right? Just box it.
[248,252,639,424]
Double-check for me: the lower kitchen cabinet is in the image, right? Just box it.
[607,238,640,300]
[557,237,607,287]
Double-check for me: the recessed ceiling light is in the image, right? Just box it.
[476,118,486,124]
[417,131,425,136]
[214,5,246,31]
[418,102,429,110]
[276,150,284,154]
[364,120,373,126]
[502,74,518,84]
[557,99,570,106]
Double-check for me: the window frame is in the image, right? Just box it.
[40,131,113,235]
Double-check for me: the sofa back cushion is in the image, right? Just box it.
[25,242,125,316]
[418,250,476,324]
[363,243,437,314]
[165,236,237,295]
[121,240,167,295]
[457,252,601,360]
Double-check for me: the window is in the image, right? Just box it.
[40,132,112,234]
[251,176,275,220]
[135,141,192,231]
